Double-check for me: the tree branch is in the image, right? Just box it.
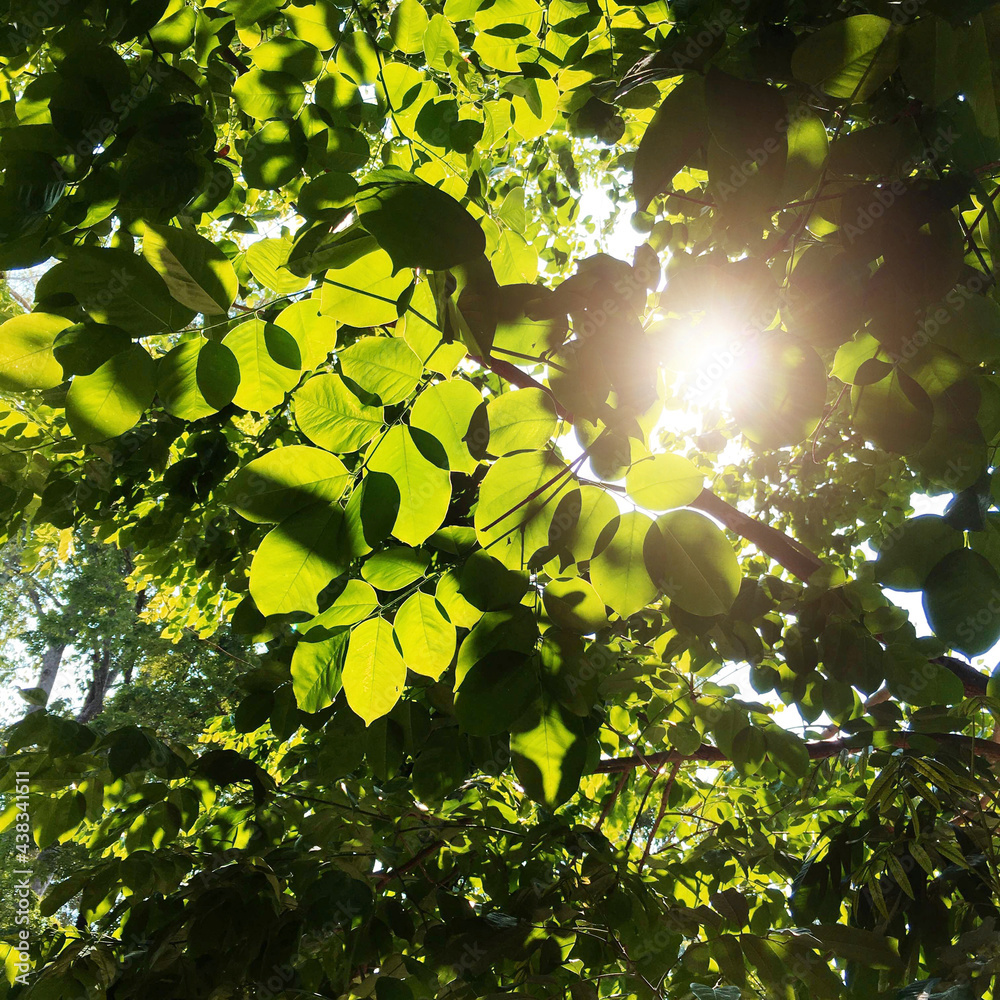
[934,655,989,696]
[689,489,825,581]
[375,839,445,889]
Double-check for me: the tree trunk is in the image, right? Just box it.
[28,641,66,713]
[76,645,116,723]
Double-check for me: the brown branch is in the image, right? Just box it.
[470,354,559,401]
[219,44,248,76]
[591,732,1000,774]
[934,655,988,696]
[639,761,680,873]
[689,489,825,581]
[6,286,33,313]
[595,771,629,833]
[375,840,444,889]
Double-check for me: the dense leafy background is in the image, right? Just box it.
[2,0,1000,998]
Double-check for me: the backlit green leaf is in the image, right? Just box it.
[339,336,422,405]
[249,501,350,616]
[409,378,483,474]
[156,338,240,420]
[227,446,351,523]
[590,512,659,618]
[0,313,72,391]
[542,577,608,633]
[791,15,898,101]
[510,700,588,808]
[293,372,384,451]
[320,249,412,327]
[367,425,451,545]
[653,510,741,617]
[342,617,406,725]
[66,345,156,444]
[292,630,348,712]
[142,223,238,315]
[485,387,557,456]
[223,319,302,413]
[625,453,703,512]
[393,591,456,679]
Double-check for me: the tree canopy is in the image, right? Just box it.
[2,0,1000,997]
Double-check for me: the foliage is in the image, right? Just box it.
[0,0,1000,998]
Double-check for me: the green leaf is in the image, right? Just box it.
[233,67,306,120]
[762,724,809,779]
[320,248,412,327]
[222,319,302,413]
[250,36,323,80]
[357,171,486,270]
[782,109,830,200]
[653,510,741,617]
[852,368,934,455]
[361,546,430,590]
[390,0,429,54]
[542,577,608,633]
[66,345,156,444]
[874,515,963,591]
[590,511,659,618]
[299,579,379,640]
[339,336,422,405]
[276,297,339,370]
[227,446,351,523]
[989,661,1000,700]
[243,119,308,190]
[424,12,460,71]
[293,372,383,451]
[485,387,558,456]
[297,172,359,220]
[899,14,964,107]
[809,924,901,970]
[455,650,537,735]
[548,486,620,564]
[409,378,483,473]
[342,617,406,725]
[246,237,310,294]
[284,1,340,48]
[884,645,964,706]
[393,591,456,679]
[292,629,349,712]
[633,76,708,210]
[922,548,1000,656]
[141,223,238,315]
[36,247,194,336]
[456,606,538,683]
[156,338,240,420]
[474,449,572,568]
[0,313,72,391]
[933,291,1000,363]
[731,725,767,776]
[510,700,588,808]
[249,501,350,616]
[791,15,898,101]
[625,453,704,512]
[367,425,451,545]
